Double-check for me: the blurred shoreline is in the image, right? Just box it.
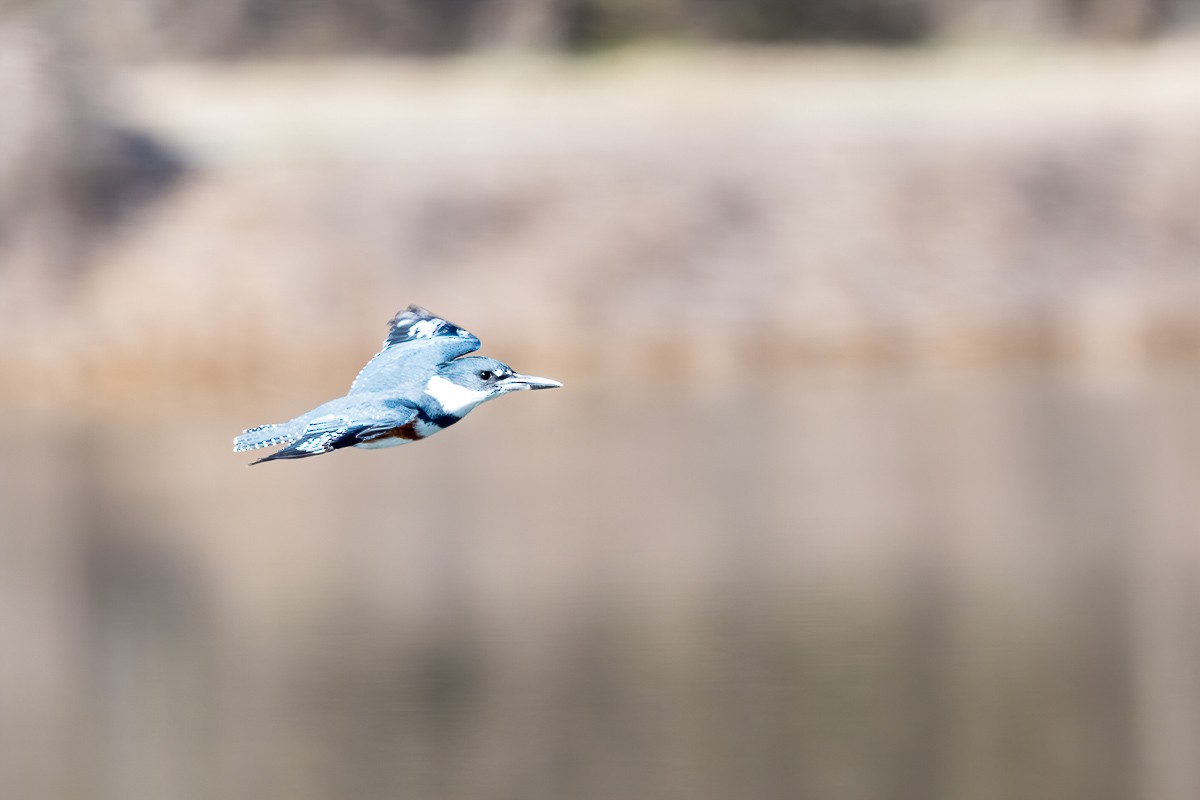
[6,44,1200,407]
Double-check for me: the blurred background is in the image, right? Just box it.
[4,2,1200,799]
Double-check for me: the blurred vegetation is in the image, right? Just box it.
[0,28,182,294]
[4,0,1199,58]
[4,0,1200,399]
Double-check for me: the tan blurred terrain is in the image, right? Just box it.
[4,28,1200,800]
[5,45,1200,406]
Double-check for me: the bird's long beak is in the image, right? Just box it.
[499,372,563,392]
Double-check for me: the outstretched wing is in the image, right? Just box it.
[349,305,480,395]
[250,404,421,464]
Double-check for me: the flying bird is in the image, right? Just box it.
[234,305,561,464]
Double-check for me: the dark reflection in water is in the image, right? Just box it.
[2,370,1200,800]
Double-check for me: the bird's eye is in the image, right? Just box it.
[478,370,494,381]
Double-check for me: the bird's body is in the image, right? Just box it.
[234,306,561,464]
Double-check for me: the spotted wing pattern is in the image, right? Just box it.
[382,305,475,348]
[250,415,353,463]
[349,305,480,395]
[250,403,422,464]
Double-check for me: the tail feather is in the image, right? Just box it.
[233,421,304,453]
[249,445,322,465]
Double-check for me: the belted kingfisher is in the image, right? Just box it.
[233,305,562,464]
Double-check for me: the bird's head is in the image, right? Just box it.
[426,357,562,415]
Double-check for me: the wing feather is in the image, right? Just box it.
[250,415,352,463]
[249,405,421,464]
[349,305,480,395]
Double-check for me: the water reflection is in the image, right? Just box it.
[2,370,1199,800]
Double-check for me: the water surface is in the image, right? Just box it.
[2,371,1198,800]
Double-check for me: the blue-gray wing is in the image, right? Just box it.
[250,414,356,463]
[349,305,480,395]
[250,405,420,464]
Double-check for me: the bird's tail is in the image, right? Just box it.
[233,421,304,452]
